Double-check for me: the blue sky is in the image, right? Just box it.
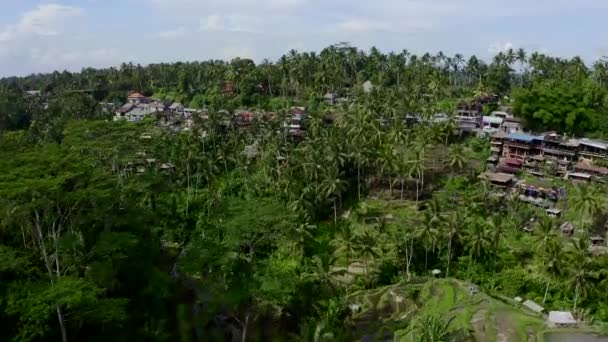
[0,0,606,76]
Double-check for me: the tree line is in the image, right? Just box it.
[1,44,608,341]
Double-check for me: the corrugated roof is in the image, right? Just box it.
[580,139,608,150]
[483,116,504,125]
[505,133,544,142]
[548,311,576,325]
[479,172,514,183]
[523,300,545,313]
[502,121,522,128]
[128,92,145,98]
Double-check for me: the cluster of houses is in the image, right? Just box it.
[113,92,206,132]
[113,92,311,137]
[487,130,608,181]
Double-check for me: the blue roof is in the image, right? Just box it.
[506,133,544,142]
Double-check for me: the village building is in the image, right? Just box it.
[542,133,579,163]
[482,116,503,134]
[478,171,515,188]
[490,110,513,120]
[578,139,608,161]
[127,92,146,104]
[499,117,523,134]
[545,208,562,218]
[574,160,608,177]
[522,299,545,314]
[455,109,480,133]
[362,80,374,94]
[560,222,575,236]
[501,133,544,160]
[234,110,255,126]
[498,158,523,174]
[490,131,505,160]
[590,236,605,247]
[548,311,577,327]
[568,172,592,182]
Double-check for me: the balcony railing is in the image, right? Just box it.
[542,148,576,157]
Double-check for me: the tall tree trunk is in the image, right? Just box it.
[424,245,428,273]
[543,279,550,303]
[357,165,361,201]
[573,283,580,312]
[241,313,249,342]
[333,198,337,226]
[33,216,68,342]
[446,238,452,277]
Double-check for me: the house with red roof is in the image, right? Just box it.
[127,92,146,104]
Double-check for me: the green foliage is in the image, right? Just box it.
[1,44,608,341]
[513,79,606,135]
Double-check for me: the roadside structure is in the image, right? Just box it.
[548,311,577,327]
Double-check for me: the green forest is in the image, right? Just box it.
[2,44,608,341]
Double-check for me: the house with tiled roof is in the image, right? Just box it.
[127,92,146,104]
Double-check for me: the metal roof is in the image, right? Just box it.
[579,139,608,150]
[523,300,545,313]
[569,172,592,179]
[505,133,544,142]
[548,311,576,325]
[483,116,504,125]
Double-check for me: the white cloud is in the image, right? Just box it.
[200,14,260,33]
[488,41,515,54]
[158,26,187,38]
[222,45,255,60]
[0,4,83,41]
[150,0,306,13]
[1,0,607,76]
[336,19,390,32]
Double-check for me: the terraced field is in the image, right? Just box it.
[347,278,546,341]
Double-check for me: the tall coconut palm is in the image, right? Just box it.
[304,253,340,295]
[442,211,465,277]
[354,230,381,275]
[465,218,492,263]
[446,144,467,171]
[516,48,527,86]
[321,166,348,226]
[331,223,357,292]
[570,185,604,234]
[416,210,440,272]
[533,217,559,254]
[540,240,565,303]
[568,237,596,312]
[408,146,426,205]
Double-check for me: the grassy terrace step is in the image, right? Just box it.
[347,278,546,341]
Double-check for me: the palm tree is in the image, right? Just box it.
[568,237,596,313]
[465,218,492,263]
[331,223,357,292]
[321,166,348,225]
[378,146,397,195]
[540,240,565,303]
[516,48,527,86]
[532,217,559,254]
[408,147,426,205]
[443,211,465,277]
[416,210,440,273]
[354,230,381,275]
[570,185,603,234]
[304,253,340,295]
[446,144,467,170]
[406,314,454,342]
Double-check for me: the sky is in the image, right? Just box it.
[0,0,606,77]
